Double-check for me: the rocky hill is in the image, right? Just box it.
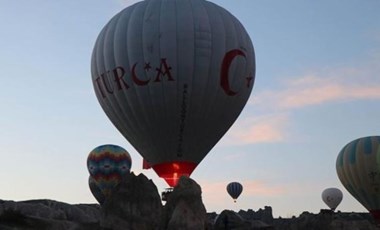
[0,173,378,229]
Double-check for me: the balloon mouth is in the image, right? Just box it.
[152,161,197,187]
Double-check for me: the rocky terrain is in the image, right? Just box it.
[0,173,379,229]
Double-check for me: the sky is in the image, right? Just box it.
[0,0,380,218]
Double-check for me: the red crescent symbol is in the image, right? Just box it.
[132,63,150,86]
[220,49,246,96]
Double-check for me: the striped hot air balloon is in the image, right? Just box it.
[87,144,132,197]
[227,182,243,202]
[91,0,255,187]
[336,136,380,222]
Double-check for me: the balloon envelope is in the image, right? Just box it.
[87,144,132,196]
[88,175,105,205]
[336,136,380,221]
[321,187,343,210]
[227,182,243,202]
[91,0,255,187]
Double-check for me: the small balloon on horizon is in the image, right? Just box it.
[322,187,343,211]
[227,182,243,203]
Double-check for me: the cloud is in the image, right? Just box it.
[224,55,380,146]
[220,114,288,146]
[281,77,380,109]
[242,180,287,196]
[251,65,380,110]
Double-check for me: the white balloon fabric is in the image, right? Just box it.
[321,187,343,210]
[91,0,255,186]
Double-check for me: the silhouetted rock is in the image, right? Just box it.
[238,206,274,224]
[272,210,379,230]
[206,212,218,229]
[214,210,249,230]
[2,175,380,229]
[162,176,207,230]
[0,199,100,230]
[0,199,100,222]
[100,172,162,230]
[248,220,274,230]
[214,210,275,230]
[330,219,378,230]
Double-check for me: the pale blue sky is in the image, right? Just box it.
[0,0,380,217]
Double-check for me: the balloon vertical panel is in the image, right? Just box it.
[188,1,224,160]
[194,2,253,161]
[92,8,139,147]
[157,0,180,161]
[126,2,161,153]
[175,0,198,160]
[113,6,143,148]
[143,0,170,159]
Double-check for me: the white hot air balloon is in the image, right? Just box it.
[91,0,255,187]
[321,187,343,211]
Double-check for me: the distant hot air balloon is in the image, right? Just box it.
[91,0,255,187]
[321,187,343,211]
[336,136,380,222]
[88,175,105,205]
[227,182,243,202]
[87,144,132,196]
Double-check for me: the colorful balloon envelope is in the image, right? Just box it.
[87,144,132,196]
[321,187,343,211]
[91,0,255,187]
[336,136,380,221]
[88,175,106,205]
[227,182,243,202]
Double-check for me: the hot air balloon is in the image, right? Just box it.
[91,0,255,187]
[87,144,132,196]
[336,136,380,222]
[89,175,106,205]
[321,187,343,211]
[227,182,243,202]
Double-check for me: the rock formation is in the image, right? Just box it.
[213,209,273,230]
[273,210,379,230]
[0,199,100,230]
[1,174,380,229]
[214,210,248,229]
[161,176,207,230]
[100,172,163,230]
[239,206,274,224]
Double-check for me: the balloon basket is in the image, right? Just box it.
[161,187,174,202]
